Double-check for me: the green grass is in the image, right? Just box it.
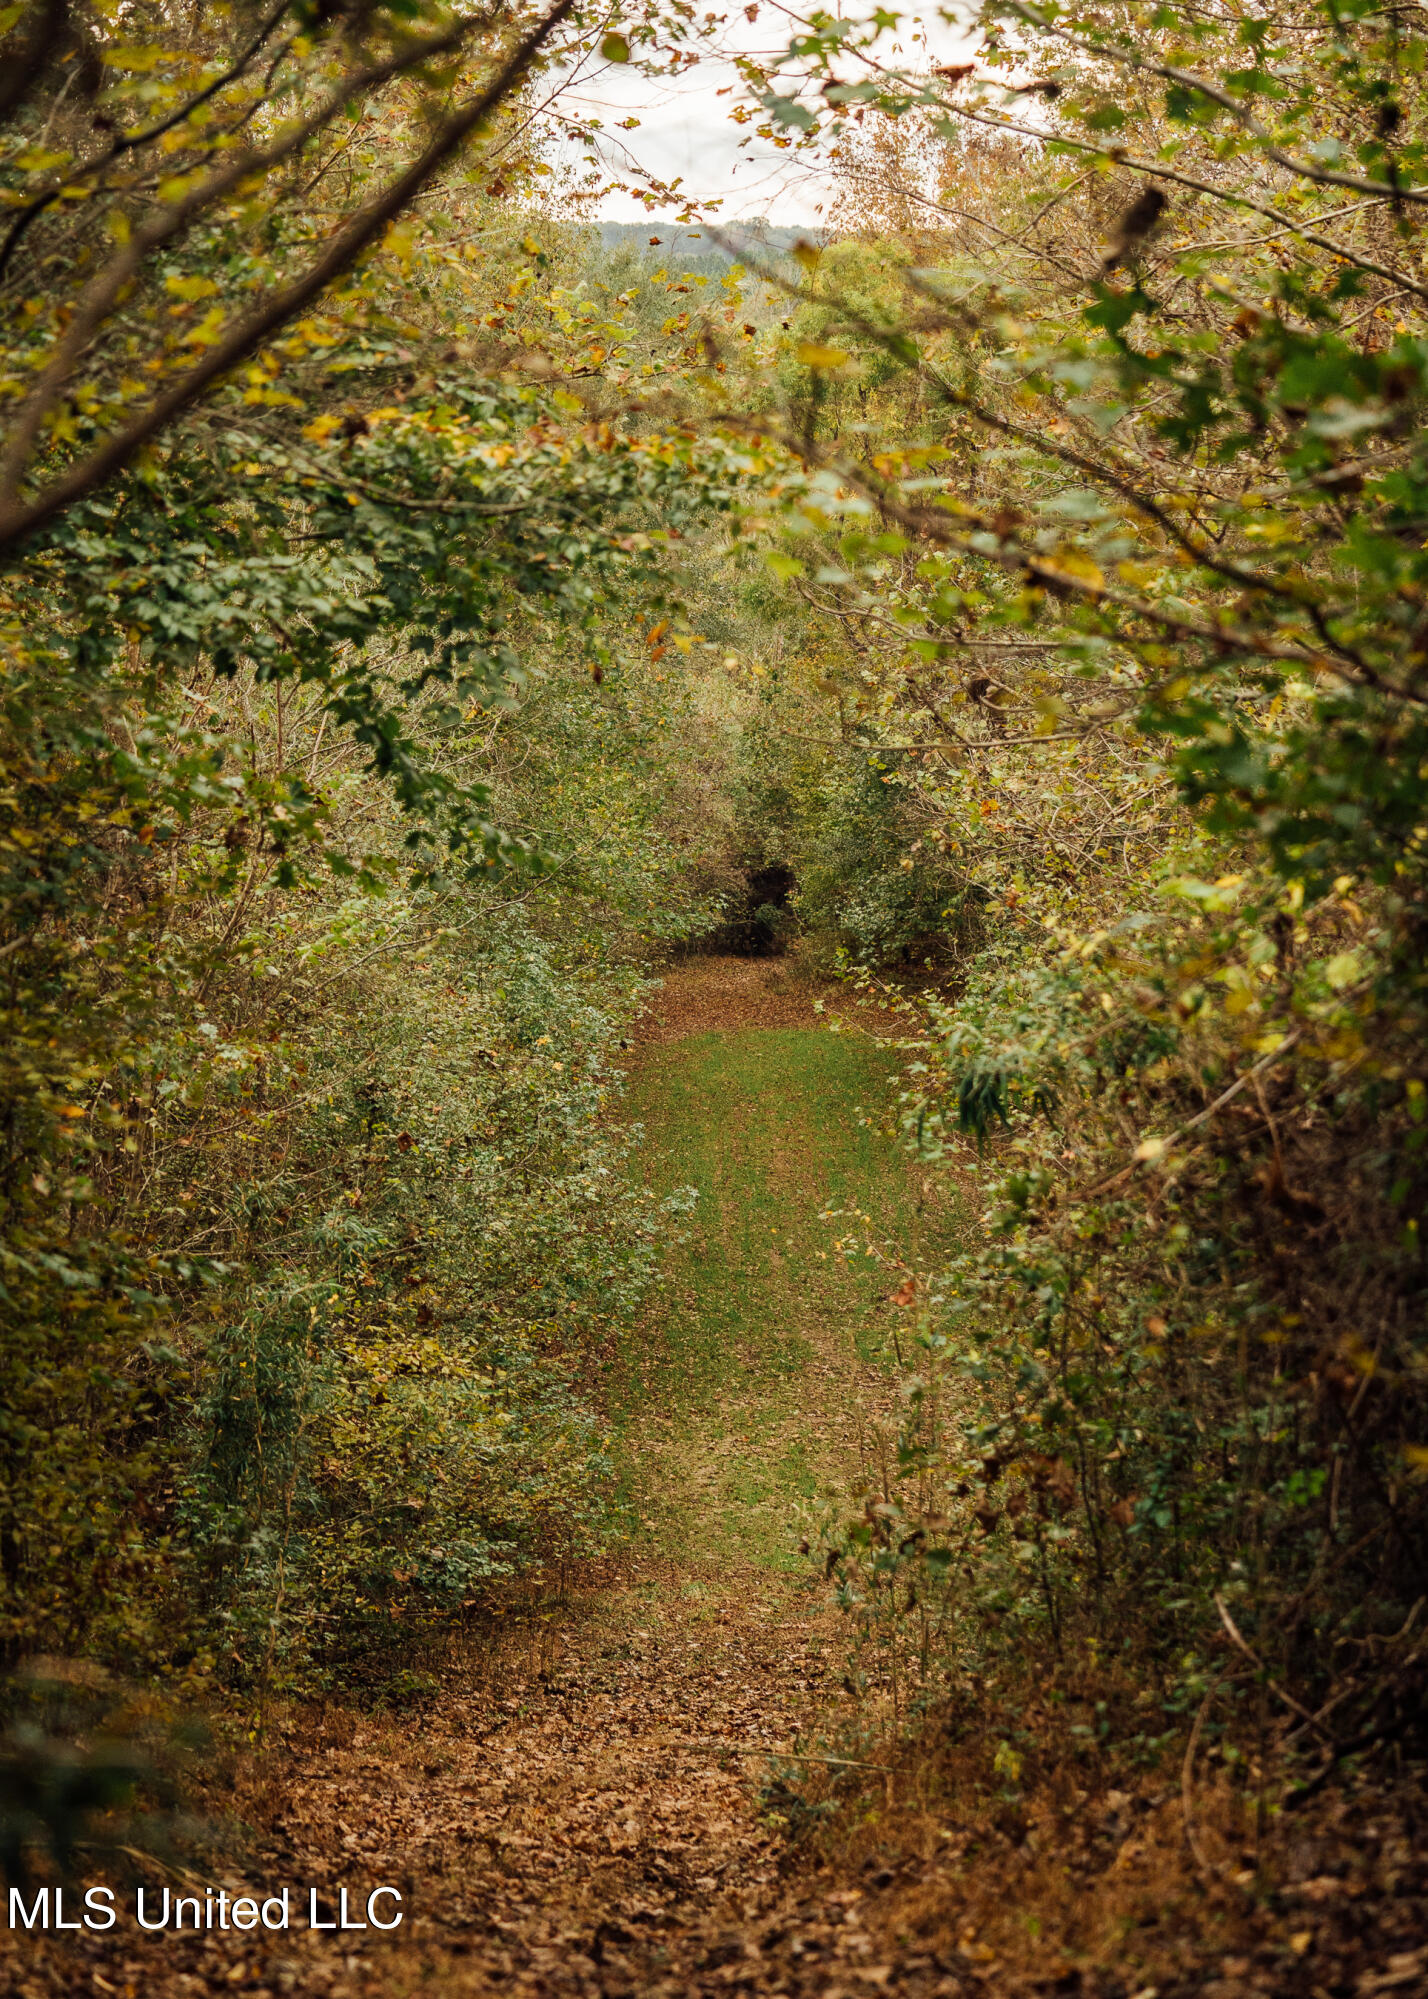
[609,1024,960,1575]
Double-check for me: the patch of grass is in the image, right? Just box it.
[610,1024,960,1572]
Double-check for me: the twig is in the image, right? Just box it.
[1074,1030,1305,1201]
[1180,1689,1214,1874]
[723,412,1423,702]
[1004,1,1428,210]
[897,184,1088,283]
[307,929,406,997]
[1213,1593,1331,1741]
[0,0,578,552]
[1284,1697,1425,1807]
[765,4,1428,304]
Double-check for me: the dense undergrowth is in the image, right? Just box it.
[1,634,715,1682]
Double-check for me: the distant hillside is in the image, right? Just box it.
[595,219,819,273]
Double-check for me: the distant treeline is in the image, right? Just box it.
[594,218,818,275]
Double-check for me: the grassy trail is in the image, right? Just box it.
[611,971,950,1576]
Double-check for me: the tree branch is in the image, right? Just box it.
[1002,1,1428,209]
[723,412,1428,700]
[0,0,576,555]
[0,1,302,287]
[781,10,1428,302]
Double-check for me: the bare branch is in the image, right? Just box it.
[772,5,1428,301]
[1003,0,1428,209]
[899,184,1088,283]
[0,0,577,553]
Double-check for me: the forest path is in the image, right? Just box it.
[44,959,963,1999]
[27,966,1427,1999]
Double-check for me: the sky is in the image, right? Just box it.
[544,5,977,226]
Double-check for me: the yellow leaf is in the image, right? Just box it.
[165,273,219,301]
[180,304,226,348]
[102,44,167,72]
[1053,550,1104,588]
[1320,1029,1364,1061]
[796,341,849,370]
[1325,950,1362,991]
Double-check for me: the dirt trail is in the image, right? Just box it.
[17,958,946,1999]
